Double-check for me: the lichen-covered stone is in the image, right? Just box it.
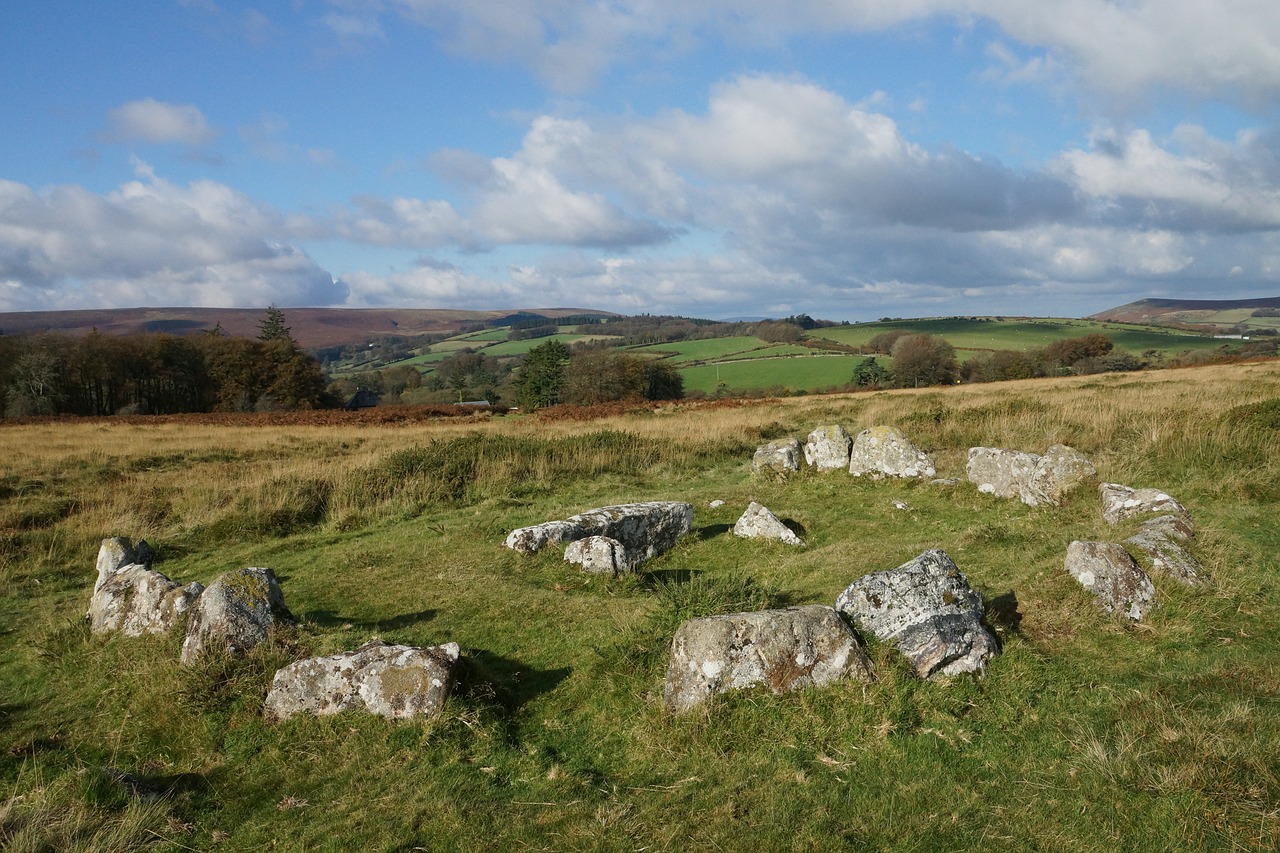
[505,502,693,570]
[1064,541,1156,620]
[733,501,804,546]
[966,447,1042,503]
[90,565,204,636]
[835,549,997,678]
[95,537,138,593]
[1100,483,1191,526]
[1142,514,1195,542]
[1124,529,1207,586]
[564,535,632,575]
[1030,445,1097,505]
[264,639,460,721]
[804,425,853,472]
[848,426,936,479]
[504,520,584,554]
[752,438,803,474]
[180,567,289,665]
[663,605,873,714]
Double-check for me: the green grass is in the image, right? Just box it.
[4,363,1280,850]
[811,317,1220,355]
[628,336,781,364]
[681,354,867,393]
[480,334,614,357]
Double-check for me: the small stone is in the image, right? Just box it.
[709,499,725,508]
[732,502,804,546]
[1100,483,1191,526]
[564,535,633,575]
[1124,530,1207,586]
[753,438,803,474]
[1064,541,1156,620]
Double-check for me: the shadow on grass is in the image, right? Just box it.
[985,589,1023,639]
[302,609,438,633]
[461,650,571,714]
[696,523,731,540]
[783,519,808,539]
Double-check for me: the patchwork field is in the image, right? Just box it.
[5,363,1280,850]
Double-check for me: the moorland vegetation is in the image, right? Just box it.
[2,361,1280,850]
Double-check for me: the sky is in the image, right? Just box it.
[3,1,1280,322]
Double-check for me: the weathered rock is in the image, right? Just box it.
[95,537,138,593]
[180,567,289,665]
[1100,483,1191,526]
[966,447,1042,503]
[835,549,997,678]
[752,438,803,474]
[564,535,633,575]
[1030,445,1097,505]
[1142,514,1195,542]
[1064,541,1156,620]
[264,639,461,721]
[804,425,853,472]
[504,520,585,554]
[663,605,873,714]
[1124,530,1206,586]
[848,426,936,479]
[506,502,694,570]
[90,565,204,636]
[733,502,804,546]
[709,499,725,508]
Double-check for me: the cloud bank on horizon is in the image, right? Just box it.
[2,0,1279,320]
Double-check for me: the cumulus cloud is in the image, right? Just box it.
[0,163,343,311]
[103,98,219,146]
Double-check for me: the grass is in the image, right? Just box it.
[681,354,866,393]
[4,362,1280,850]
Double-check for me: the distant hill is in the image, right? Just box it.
[0,307,615,350]
[1092,297,1280,329]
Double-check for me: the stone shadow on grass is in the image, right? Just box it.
[696,523,731,540]
[302,609,438,633]
[985,590,1022,641]
[460,650,571,714]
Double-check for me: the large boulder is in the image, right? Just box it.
[835,549,997,678]
[848,426,936,480]
[180,568,290,665]
[1064,541,1156,621]
[733,502,804,546]
[663,605,873,714]
[804,425,853,472]
[966,447,1042,503]
[505,502,693,570]
[1030,445,1097,505]
[94,537,148,592]
[1100,483,1191,526]
[264,639,461,721]
[564,536,632,575]
[90,565,204,637]
[752,438,803,474]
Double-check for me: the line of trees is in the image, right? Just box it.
[0,307,330,417]
[514,340,684,409]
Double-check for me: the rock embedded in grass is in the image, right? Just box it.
[835,549,998,678]
[752,438,803,474]
[663,605,874,714]
[1124,525,1207,586]
[89,537,204,637]
[804,425,853,472]
[1064,541,1156,621]
[564,535,633,575]
[848,426,936,480]
[180,567,290,665]
[264,639,460,721]
[1100,483,1192,526]
[505,501,693,570]
[967,444,1096,507]
[732,501,804,546]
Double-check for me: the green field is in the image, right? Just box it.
[811,317,1219,354]
[681,354,868,393]
[479,334,620,357]
[628,336,781,364]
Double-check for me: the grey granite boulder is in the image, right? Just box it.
[733,502,804,546]
[752,438,803,474]
[1030,445,1097,505]
[180,567,290,665]
[1064,541,1156,620]
[848,426,936,479]
[966,447,1042,503]
[804,425,853,472]
[564,535,632,575]
[264,639,460,721]
[835,549,998,678]
[663,605,874,714]
[506,501,694,570]
[1125,523,1206,586]
[1100,483,1191,526]
[90,565,204,637]
[95,537,140,592]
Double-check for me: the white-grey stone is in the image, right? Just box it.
[804,425,853,472]
[504,520,584,554]
[1100,483,1192,526]
[848,426,936,479]
[1124,529,1207,586]
[1141,514,1195,542]
[732,502,804,546]
[180,567,289,665]
[505,502,694,570]
[90,565,204,637]
[835,549,997,678]
[966,447,1042,503]
[663,605,874,714]
[264,639,460,721]
[564,535,633,575]
[1064,541,1156,621]
[95,537,137,594]
[1030,445,1097,506]
[752,438,803,474]
[709,499,725,508]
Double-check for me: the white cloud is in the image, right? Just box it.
[103,98,219,146]
[0,164,343,311]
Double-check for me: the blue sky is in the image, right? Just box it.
[3,1,1279,321]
